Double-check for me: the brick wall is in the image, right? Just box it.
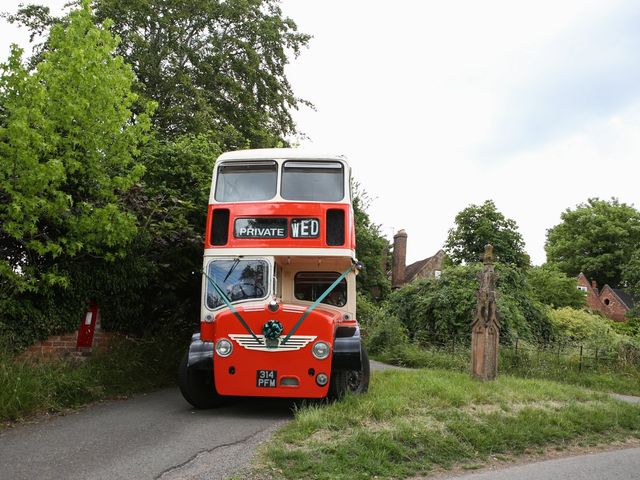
[600,286,630,322]
[17,316,115,361]
[576,273,630,322]
[577,273,603,311]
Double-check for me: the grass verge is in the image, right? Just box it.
[375,344,640,396]
[253,369,640,480]
[0,333,186,424]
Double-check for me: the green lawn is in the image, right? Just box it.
[0,334,185,423]
[252,369,640,480]
[376,344,640,396]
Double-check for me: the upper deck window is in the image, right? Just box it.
[214,161,277,202]
[281,161,344,202]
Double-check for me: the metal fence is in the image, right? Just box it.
[413,336,640,372]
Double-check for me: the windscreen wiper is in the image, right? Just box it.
[223,257,240,283]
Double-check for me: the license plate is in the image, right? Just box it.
[256,370,277,388]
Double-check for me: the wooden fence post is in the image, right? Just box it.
[579,345,583,372]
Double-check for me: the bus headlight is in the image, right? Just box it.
[215,338,233,357]
[312,341,330,360]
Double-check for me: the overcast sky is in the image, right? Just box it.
[2,1,639,265]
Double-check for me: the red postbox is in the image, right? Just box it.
[77,302,99,349]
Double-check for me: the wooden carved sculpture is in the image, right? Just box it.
[471,244,500,380]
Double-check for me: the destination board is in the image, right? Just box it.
[234,218,287,238]
[290,218,320,238]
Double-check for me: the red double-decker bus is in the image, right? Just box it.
[179,148,370,407]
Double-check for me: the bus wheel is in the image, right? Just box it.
[178,351,225,409]
[327,370,348,401]
[347,343,370,395]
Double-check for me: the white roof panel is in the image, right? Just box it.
[217,148,347,163]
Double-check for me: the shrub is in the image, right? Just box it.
[527,265,586,308]
[385,263,553,346]
[549,308,619,349]
[549,307,640,363]
[362,314,409,357]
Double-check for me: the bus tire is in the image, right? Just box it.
[327,370,348,401]
[347,343,370,395]
[178,351,225,409]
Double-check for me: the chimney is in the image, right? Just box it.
[392,229,408,288]
[591,280,597,290]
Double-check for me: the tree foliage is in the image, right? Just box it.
[352,184,390,302]
[0,1,152,292]
[386,263,552,345]
[0,1,153,346]
[444,200,529,268]
[527,265,586,309]
[622,249,640,308]
[110,134,222,333]
[548,307,639,354]
[546,198,640,288]
[6,0,311,146]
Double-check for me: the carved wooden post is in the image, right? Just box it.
[471,244,500,380]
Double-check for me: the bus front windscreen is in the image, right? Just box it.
[215,162,277,202]
[281,161,344,201]
[205,259,269,309]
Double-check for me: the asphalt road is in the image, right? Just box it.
[435,447,640,480]
[0,389,293,480]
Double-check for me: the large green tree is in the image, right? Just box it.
[444,200,529,268]
[545,198,640,288]
[0,1,153,346]
[5,0,311,146]
[0,1,152,292]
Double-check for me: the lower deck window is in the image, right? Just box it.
[294,271,347,307]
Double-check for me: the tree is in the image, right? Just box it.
[5,0,311,146]
[352,183,391,302]
[0,1,152,345]
[444,200,529,268]
[526,265,586,309]
[0,0,152,291]
[109,133,222,333]
[622,249,640,316]
[545,198,640,288]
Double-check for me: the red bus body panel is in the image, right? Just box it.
[204,305,344,398]
[204,202,355,251]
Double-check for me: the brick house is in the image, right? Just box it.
[391,229,445,288]
[577,273,636,322]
